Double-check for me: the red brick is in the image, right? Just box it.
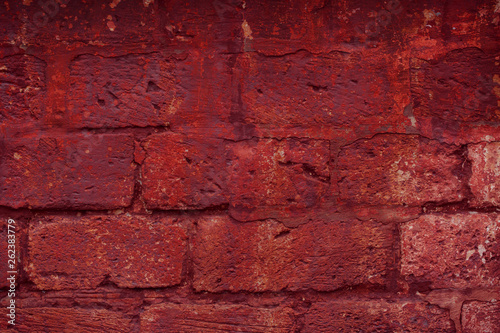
[140,303,295,333]
[68,53,180,128]
[235,50,410,137]
[193,216,394,292]
[0,55,45,125]
[462,301,500,333]
[401,213,500,289]
[227,138,330,221]
[338,134,466,206]
[304,298,455,332]
[141,133,227,209]
[0,133,135,209]
[159,0,244,53]
[411,48,499,123]
[16,307,131,333]
[469,142,500,206]
[20,0,161,48]
[27,215,187,290]
[170,52,246,140]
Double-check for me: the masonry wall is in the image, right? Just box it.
[1,0,499,332]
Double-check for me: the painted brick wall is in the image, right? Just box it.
[1,0,499,332]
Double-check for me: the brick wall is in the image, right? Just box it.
[1,0,499,332]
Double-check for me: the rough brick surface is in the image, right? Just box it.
[462,301,500,333]
[401,213,500,289]
[469,142,500,206]
[27,215,187,290]
[0,55,45,124]
[68,53,179,128]
[411,48,499,123]
[338,134,466,206]
[227,138,330,221]
[193,216,394,292]
[0,133,135,209]
[2,0,500,331]
[236,50,409,136]
[140,303,295,332]
[17,0,161,48]
[141,133,227,209]
[16,307,131,333]
[304,298,455,332]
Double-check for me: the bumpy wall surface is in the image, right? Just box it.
[1,0,500,332]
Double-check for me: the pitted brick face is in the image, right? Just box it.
[1,0,500,332]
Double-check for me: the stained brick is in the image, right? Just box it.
[0,133,135,209]
[235,50,410,136]
[140,303,295,333]
[0,55,45,124]
[16,307,131,333]
[141,133,227,210]
[303,299,455,332]
[401,213,500,289]
[27,215,187,290]
[193,216,394,292]
[227,137,330,221]
[462,301,500,333]
[338,134,466,206]
[468,142,500,206]
[68,53,179,128]
[411,48,499,123]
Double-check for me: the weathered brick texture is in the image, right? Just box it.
[140,303,296,332]
[235,50,409,131]
[0,55,45,124]
[227,137,330,221]
[401,213,500,289]
[27,215,187,290]
[0,133,135,209]
[193,216,394,292]
[338,134,466,206]
[141,133,227,209]
[68,53,179,128]
[2,0,499,331]
[469,142,500,206]
[411,48,499,123]
[303,298,455,332]
[16,308,131,333]
[462,301,500,333]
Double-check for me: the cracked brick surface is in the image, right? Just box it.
[1,0,500,331]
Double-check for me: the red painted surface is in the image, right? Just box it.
[0,0,499,331]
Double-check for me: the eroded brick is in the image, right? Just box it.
[227,137,330,221]
[16,307,131,333]
[193,216,394,292]
[235,50,409,136]
[411,48,499,123]
[469,142,500,206]
[27,215,187,290]
[304,298,455,332]
[141,133,227,209]
[0,133,135,209]
[68,53,180,128]
[0,55,45,124]
[401,213,500,289]
[140,303,295,333]
[338,134,466,206]
[462,301,500,333]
